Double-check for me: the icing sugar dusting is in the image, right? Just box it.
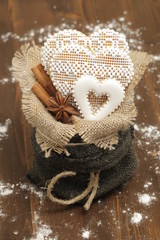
[134,124,160,159]
[138,193,156,205]
[35,224,52,239]
[0,119,11,142]
[82,229,91,239]
[131,212,142,224]
[31,211,58,240]
[144,181,152,188]
[0,208,5,218]
[18,182,44,205]
[153,55,160,61]
[19,183,43,198]
[0,78,9,84]
[0,66,16,85]
[0,181,14,196]
[0,181,14,218]
[134,124,160,141]
[140,125,160,141]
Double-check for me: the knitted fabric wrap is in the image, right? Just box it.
[28,126,137,203]
[12,44,152,156]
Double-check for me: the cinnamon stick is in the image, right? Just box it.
[32,82,51,107]
[37,64,57,96]
[31,64,57,97]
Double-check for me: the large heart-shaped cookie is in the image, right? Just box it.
[41,29,134,116]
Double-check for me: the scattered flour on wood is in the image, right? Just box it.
[0,181,14,196]
[0,119,11,142]
[153,55,160,61]
[134,124,160,141]
[131,212,142,224]
[0,208,5,218]
[138,193,156,205]
[34,224,52,239]
[157,74,160,84]
[19,182,43,197]
[97,220,102,226]
[144,181,152,188]
[0,66,16,84]
[155,166,160,174]
[136,94,142,100]
[0,181,14,218]
[18,182,44,205]
[134,124,160,158]
[0,77,15,84]
[0,78,9,84]
[30,211,58,240]
[140,125,160,141]
[81,229,91,239]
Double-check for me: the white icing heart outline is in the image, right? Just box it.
[74,76,125,121]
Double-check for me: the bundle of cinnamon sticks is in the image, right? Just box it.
[31,64,80,124]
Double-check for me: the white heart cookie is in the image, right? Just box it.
[74,76,124,120]
[41,29,134,117]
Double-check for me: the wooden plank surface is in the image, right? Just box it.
[0,0,160,239]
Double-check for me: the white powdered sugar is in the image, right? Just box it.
[82,229,91,239]
[134,124,160,159]
[153,55,160,61]
[0,66,15,85]
[34,224,53,239]
[0,119,11,142]
[18,182,44,205]
[0,181,14,196]
[144,181,152,188]
[131,212,142,224]
[138,193,156,205]
[97,220,102,226]
[134,124,160,141]
[0,181,14,219]
[0,180,56,238]
[0,78,9,84]
[140,125,160,141]
[0,208,5,218]
[13,231,18,235]
[30,211,57,240]
[19,182,43,198]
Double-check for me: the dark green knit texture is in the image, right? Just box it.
[27,127,137,202]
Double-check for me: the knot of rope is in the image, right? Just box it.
[47,171,100,210]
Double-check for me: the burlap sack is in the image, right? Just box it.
[28,127,136,206]
[12,43,152,156]
[12,42,152,209]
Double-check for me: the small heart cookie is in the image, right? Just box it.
[74,76,124,120]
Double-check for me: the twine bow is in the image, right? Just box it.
[47,171,100,210]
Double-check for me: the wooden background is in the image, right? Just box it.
[0,0,160,239]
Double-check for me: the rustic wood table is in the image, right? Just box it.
[0,0,160,239]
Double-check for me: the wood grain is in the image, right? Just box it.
[0,0,159,239]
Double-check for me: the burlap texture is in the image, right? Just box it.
[12,43,152,156]
[28,127,137,203]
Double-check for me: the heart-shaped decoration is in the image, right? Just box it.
[41,29,134,118]
[74,76,124,120]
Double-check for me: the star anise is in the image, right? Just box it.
[47,91,80,123]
